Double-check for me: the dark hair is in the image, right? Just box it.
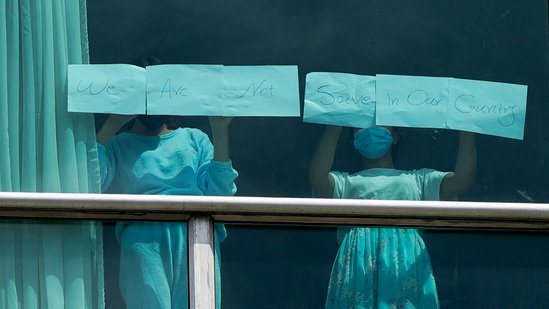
[133,55,162,68]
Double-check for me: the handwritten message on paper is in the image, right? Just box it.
[67,64,146,114]
[375,74,450,129]
[146,65,225,116]
[373,74,527,139]
[303,72,376,128]
[448,78,527,140]
[223,66,300,116]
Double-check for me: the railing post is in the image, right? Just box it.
[188,215,216,309]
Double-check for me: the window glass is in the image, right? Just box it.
[220,225,336,308]
[104,221,191,309]
[2,0,549,308]
[221,224,549,308]
[0,219,192,309]
[0,219,105,308]
[86,0,549,202]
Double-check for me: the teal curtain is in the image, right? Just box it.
[0,0,104,308]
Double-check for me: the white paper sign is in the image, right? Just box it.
[375,74,450,129]
[146,64,225,116]
[448,78,527,140]
[303,72,376,128]
[68,64,146,114]
[223,65,300,116]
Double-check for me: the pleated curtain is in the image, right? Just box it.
[0,0,104,308]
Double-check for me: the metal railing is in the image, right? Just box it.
[2,191,549,308]
[1,192,549,229]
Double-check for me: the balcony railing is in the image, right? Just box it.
[1,192,549,228]
[2,192,549,308]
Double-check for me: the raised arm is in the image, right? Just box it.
[439,131,477,200]
[95,114,135,190]
[209,116,233,162]
[194,117,238,196]
[308,125,342,198]
[96,115,135,145]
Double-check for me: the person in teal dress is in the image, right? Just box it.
[97,113,236,309]
[309,125,476,308]
[97,56,237,309]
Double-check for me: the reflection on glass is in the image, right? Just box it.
[220,226,337,308]
[0,219,103,309]
[1,0,103,307]
[309,126,476,308]
[327,227,438,308]
[96,56,238,309]
[221,225,549,308]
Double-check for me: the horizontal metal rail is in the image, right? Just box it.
[1,192,549,229]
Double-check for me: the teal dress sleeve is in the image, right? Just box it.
[192,129,238,196]
[419,168,448,200]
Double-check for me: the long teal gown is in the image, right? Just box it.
[325,168,445,309]
[98,127,238,309]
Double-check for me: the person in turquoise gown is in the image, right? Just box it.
[309,126,476,308]
[97,113,236,309]
[96,56,237,309]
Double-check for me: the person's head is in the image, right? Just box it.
[353,126,399,161]
[131,56,169,132]
[136,114,170,131]
[133,55,162,68]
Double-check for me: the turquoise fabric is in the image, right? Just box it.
[325,168,445,309]
[98,128,237,196]
[331,168,445,201]
[98,127,237,309]
[0,0,104,308]
[117,222,226,309]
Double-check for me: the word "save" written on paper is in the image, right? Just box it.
[303,72,376,129]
